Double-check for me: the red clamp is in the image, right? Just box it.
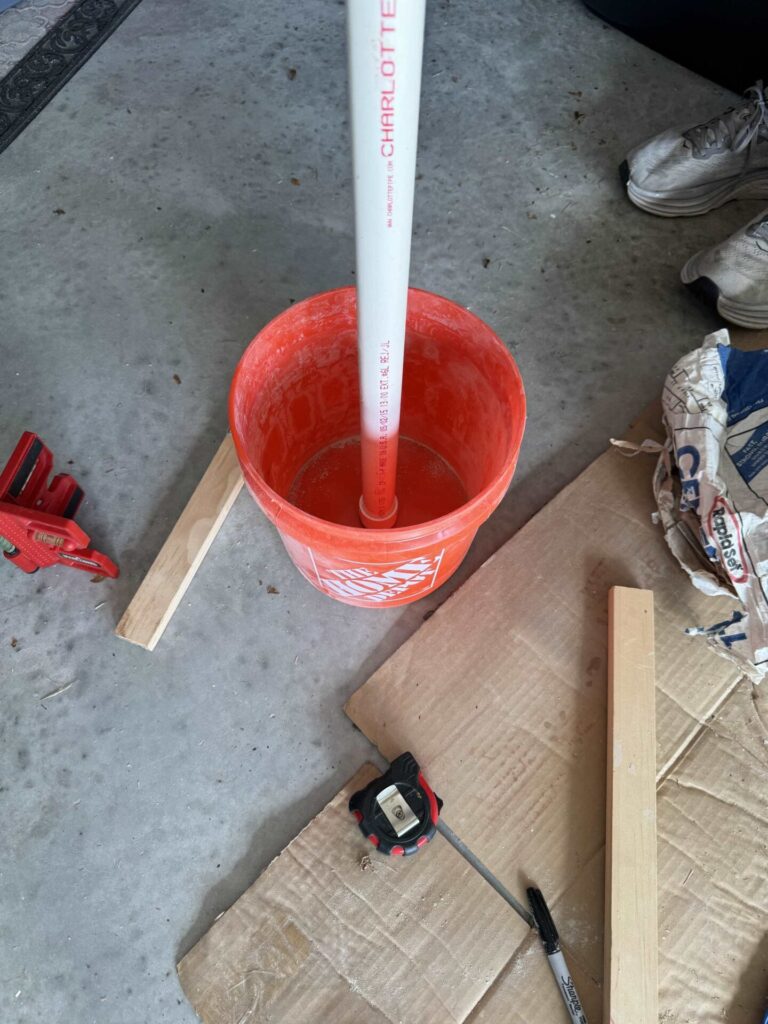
[0,432,118,578]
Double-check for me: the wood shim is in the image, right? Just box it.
[115,434,243,650]
[605,587,658,1024]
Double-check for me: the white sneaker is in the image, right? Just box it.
[621,84,768,216]
[681,208,768,328]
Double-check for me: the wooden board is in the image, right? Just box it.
[115,434,243,650]
[605,587,658,1024]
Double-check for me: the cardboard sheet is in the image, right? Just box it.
[345,419,767,1022]
[179,397,767,1023]
[346,411,742,870]
[468,680,768,1024]
[178,765,531,1024]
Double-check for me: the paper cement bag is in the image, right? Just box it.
[654,329,768,681]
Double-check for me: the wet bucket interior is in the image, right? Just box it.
[233,288,523,532]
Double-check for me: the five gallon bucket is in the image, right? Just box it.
[229,287,525,608]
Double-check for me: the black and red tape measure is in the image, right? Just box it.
[349,751,442,856]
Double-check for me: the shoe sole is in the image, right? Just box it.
[681,254,768,329]
[622,166,768,217]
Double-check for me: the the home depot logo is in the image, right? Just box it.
[708,497,749,585]
[317,552,444,602]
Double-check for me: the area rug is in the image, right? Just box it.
[0,0,143,154]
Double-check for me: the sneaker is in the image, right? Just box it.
[681,208,768,328]
[620,83,768,216]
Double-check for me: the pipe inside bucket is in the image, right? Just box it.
[347,0,426,529]
[288,436,468,529]
[229,286,526,609]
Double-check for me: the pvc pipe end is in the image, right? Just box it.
[359,496,399,530]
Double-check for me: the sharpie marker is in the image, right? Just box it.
[527,886,588,1024]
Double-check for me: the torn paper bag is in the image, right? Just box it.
[654,328,768,681]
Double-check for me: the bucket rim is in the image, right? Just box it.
[229,285,526,547]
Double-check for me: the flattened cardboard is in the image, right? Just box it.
[179,348,768,1023]
[467,680,768,1024]
[656,680,768,1022]
[467,853,606,1023]
[346,416,741,884]
[178,764,531,1024]
[346,413,766,1021]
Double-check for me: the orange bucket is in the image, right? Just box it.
[229,287,525,607]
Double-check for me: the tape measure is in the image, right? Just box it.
[349,751,442,856]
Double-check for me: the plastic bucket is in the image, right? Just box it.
[229,287,525,608]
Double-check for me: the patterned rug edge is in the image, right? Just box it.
[0,0,144,156]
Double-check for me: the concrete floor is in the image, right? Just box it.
[0,1,756,1020]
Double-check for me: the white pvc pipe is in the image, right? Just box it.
[347,0,426,529]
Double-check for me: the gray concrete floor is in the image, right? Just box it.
[0,1,756,1020]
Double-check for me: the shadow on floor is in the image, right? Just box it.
[174,772,376,963]
[726,930,768,1023]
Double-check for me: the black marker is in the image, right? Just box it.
[527,887,588,1024]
